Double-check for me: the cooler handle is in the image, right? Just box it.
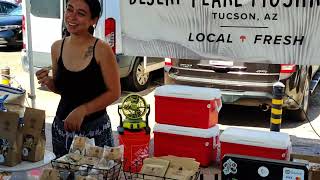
[215,100,222,112]
[213,136,219,149]
[210,100,222,112]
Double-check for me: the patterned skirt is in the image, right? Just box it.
[51,113,114,158]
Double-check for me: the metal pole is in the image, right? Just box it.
[270,82,285,132]
[24,0,36,108]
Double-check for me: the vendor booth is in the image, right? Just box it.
[1,0,319,179]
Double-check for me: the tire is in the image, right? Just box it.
[286,77,310,121]
[123,58,151,92]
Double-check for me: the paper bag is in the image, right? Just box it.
[70,136,94,155]
[140,158,170,179]
[22,107,46,162]
[0,111,22,166]
[160,156,200,180]
[102,145,124,161]
[76,175,98,180]
[86,146,104,158]
[40,168,60,180]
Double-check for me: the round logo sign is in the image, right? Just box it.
[22,148,29,157]
[258,166,269,177]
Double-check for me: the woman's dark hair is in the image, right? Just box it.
[84,0,102,19]
[83,0,102,35]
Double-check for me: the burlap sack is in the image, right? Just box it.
[0,111,22,166]
[22,107,46,162]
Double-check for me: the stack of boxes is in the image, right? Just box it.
[153,85,222,166]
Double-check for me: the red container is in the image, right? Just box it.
[220,127,291,161]
[155,85,222,129]
[153,124,220,166]
[118,130,150,172]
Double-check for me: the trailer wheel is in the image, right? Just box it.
[123,58,151,92]
[285,77,310,121]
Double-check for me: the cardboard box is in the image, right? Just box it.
[155,85,221,129]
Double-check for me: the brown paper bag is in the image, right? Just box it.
[70,136,88,155]
[86,146,104,158]
[22,107,46,162]
[0,111,22,166]
[40,168,60,180]
[103,146,123,161]
[78,156,99,166]
[140,158,170,179]
[160,156,200,180]
[165,167,195,180]
[76,175,98,180]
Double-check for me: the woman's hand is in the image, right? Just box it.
[35,68,51,86]
[64,105,87,132]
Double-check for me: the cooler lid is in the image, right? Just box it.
[155,85,221,100]
[153,124,219,138]
[220,127,291,149]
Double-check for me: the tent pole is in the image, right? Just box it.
[24,0,36,108]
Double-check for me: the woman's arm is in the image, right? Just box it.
[81,40,121,115]
[47,40,61,94]
[35,40,61,94]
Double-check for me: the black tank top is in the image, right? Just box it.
[55,38,107,122]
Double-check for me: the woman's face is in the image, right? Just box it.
[64,0,96,35]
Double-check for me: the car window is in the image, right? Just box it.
[0,1,17,14]
[8,5,21,15]
[30,0,60,18]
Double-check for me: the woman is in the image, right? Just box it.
[36,0,121,158]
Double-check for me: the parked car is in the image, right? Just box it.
[0,0,17,14]
[164,58,320,121]
[0,5,22,48]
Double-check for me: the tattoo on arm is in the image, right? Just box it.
[84,46,94,59]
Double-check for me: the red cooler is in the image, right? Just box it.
[153,124,220,166]
[220,127,291,161]
[118,130,150,172]
[155,85,222,129]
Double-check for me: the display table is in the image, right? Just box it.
[0,150,55,180]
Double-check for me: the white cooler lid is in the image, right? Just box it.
[220,127,291,149]
[153,124,219,138]
[155,85,221,100]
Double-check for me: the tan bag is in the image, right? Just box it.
[0,111,22,166]
[40,168,60,180]
[22,107,46,162]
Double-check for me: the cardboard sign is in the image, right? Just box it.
[119,0,320,65]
